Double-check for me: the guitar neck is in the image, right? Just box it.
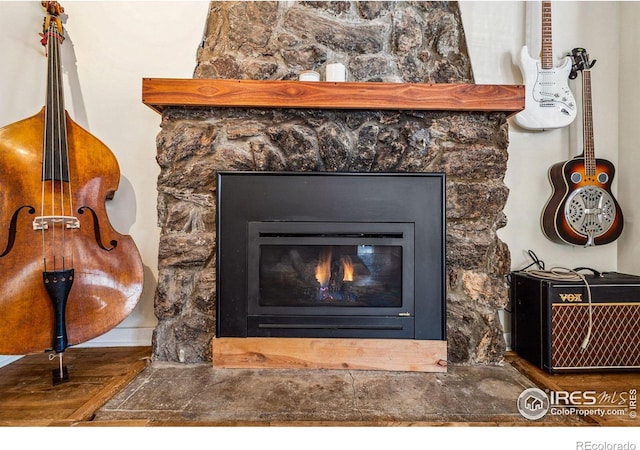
[582,69,596,176]
[541,1,553,69]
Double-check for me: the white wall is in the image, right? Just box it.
[0,1,636,366]
[618,3,640,275]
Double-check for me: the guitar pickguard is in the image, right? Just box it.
[531,63,576,112]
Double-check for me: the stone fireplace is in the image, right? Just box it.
[146,1,522,366]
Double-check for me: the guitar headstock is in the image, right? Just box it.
[569,48,596,79]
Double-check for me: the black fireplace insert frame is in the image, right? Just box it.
[216,171,446,340]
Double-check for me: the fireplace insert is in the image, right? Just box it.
[216,172,446,340]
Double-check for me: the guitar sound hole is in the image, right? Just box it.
[570,172,582,184]
[597,172,609,184]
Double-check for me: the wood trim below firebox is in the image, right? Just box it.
[142,78,524,116]
[212,337,447,372]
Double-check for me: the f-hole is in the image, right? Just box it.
[78,206,118,251]
[0,206,36,258]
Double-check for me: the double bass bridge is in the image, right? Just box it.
[33,215,80,231]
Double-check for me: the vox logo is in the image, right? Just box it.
[559,293,583,302]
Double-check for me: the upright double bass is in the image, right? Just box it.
[0,2,143,377]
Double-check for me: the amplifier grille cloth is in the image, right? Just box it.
[552,304,640,368]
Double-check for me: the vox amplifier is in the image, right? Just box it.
[510,271,640,372]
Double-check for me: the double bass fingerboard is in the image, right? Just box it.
[42,18,69,183]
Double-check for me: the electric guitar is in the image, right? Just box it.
[514,1,577,130]
[541,48,623,247]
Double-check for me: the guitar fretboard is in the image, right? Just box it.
[541,1,553,69]
[582,69,596,177]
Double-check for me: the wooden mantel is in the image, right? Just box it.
[142,78,524,115]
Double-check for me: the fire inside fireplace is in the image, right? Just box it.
[258,243,402,307]
[216,172,446,341]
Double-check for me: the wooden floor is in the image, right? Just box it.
[0,346,151,426]
[0,347,637,426]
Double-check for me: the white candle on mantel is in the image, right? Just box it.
[299,70,320,81]
[326,63,347,82]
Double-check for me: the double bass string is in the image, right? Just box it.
[41,16,74,272]
[42,18,56,271]
[52,18,72,271]
[41,19,52,272]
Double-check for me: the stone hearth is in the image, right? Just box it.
[150,1,513,365]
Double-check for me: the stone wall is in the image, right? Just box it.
[194,1,473,83]
[152,1,511,365]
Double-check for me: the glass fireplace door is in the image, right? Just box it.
[247,222,414,319]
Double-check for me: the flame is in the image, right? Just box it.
[342,255,354,282]
[315,247,332,287]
